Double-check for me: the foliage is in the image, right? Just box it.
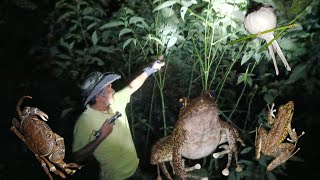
[48,0,320,179]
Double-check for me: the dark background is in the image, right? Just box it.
[0,1,319,180]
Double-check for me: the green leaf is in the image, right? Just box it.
[241,51,253,65]
[167,36,178,49]
[289,0,312,16]
[153,0,177,12]
[240,147,252,154]
[132,39,137,46]
[69,41,75,50]
[286,64,308,84]
[227,170,236,180]
[119,28,133,38]
[87,22,98,30]
[59,38,69,49]
[237,74,245,85]
[147,34,164,46]
[55,2,67,9]
[266,172,277,180]
[100,21,125,30]
[180,0,197,7]
[82,7,94,15]
[129,16,145,24]
[56,54,72,60]
[153,0,161,4]
[180,6,188,22]
[91,57,104,66]
[123,38,133,49]
[95,46,113,53]
[238,159,254,165]
[253,53,261,62]
[74,50,85,56]
[57,12,76,22]
[136,24,148,29]
[264,94,273,104]
[91,30,98,45]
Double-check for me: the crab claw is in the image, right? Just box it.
[39,112,49,121]
[36,110,49,121]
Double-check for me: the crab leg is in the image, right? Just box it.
[41,156,66,179]
[34,155,53,180]
[10,119,25,142]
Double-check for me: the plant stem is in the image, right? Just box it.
[244,84,258,129]
[216,41,246,101]
[145,82,156,155]
[228,23,299,45]
[188,58,198,98]
[75,6,88,48]
[133,31,147,60]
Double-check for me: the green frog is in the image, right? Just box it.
[255,101,305,171]
[150,91,245,179]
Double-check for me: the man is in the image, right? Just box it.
[72,60,165,180]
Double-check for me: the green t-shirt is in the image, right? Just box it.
[72,87,139,180]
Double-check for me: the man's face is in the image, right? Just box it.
[98,84,115,105]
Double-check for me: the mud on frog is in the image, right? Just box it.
[151,91,245,179]
[255,101,305,171]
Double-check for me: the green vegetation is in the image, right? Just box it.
[3,0,318,179]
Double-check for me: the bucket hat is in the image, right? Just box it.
[81,71,121,106]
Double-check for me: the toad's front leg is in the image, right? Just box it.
[172,126,187,179]
[214,127,243,176]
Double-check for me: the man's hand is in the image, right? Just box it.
[97,121,114,140]
[72,119,114,164]
[152,60,165,72]
[144,55,166,76]
[152,55,165,71]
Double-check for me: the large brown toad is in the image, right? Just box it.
[151,91,245,179]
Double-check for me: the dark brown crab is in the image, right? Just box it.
[10,96,82,180]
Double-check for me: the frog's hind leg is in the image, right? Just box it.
[266,143,297,171]
[159,162,173,180]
